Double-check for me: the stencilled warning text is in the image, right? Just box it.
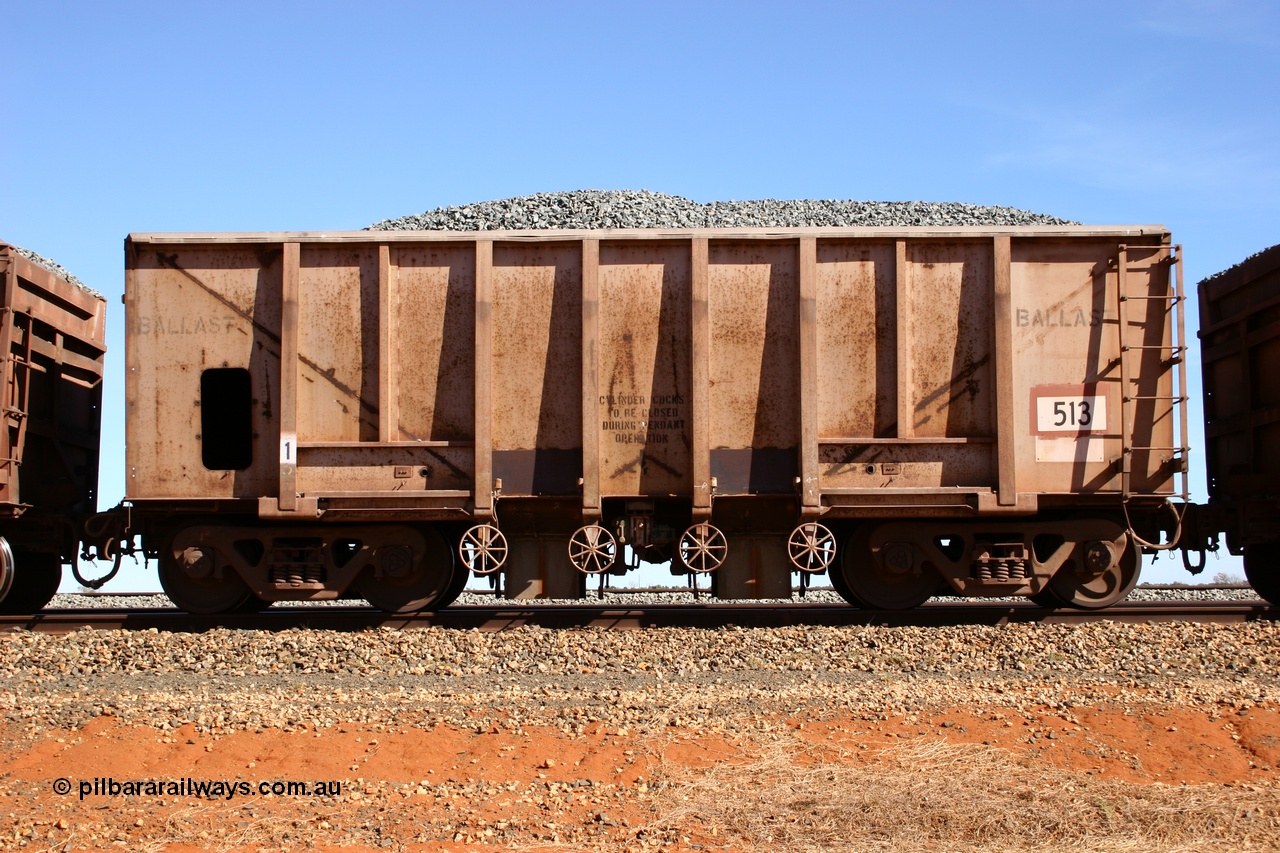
[600,394,685,444]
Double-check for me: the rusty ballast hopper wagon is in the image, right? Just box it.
[124,226,1186,613]
[0,243,107,613]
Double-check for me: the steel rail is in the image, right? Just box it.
[2,599,1273,634]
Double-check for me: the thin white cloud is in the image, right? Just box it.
[982,106,1279,208]
[1132,0,1280,47]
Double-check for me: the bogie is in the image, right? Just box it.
[153,523,459,614]
[827,517,1141,610]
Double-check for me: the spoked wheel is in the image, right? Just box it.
[159,535,254,615]
[359,526,455,613]
[678,523,728,574]
[788,523,837,574]
[568,525,617,575]
[1245,544,1280,606]
[837,527,937,610]
[459,524,508,576]
[0,545,62,615]
[1044,533,1140,610]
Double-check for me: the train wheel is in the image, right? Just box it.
[827,565,857,603]
[1045,534,1140,610]
[0,538,14,609]
[839,527,937,610]
[230,594,272,613]
[0,548,62,615]
[158,536,254,615]
[436,536,474,608]
[1244,544,1280,606]
[824,527,858,603]
[358,526,454,613]
[1029,588,1068,609]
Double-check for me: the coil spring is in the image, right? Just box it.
[270,545,324,585]
[972,543,1028,582]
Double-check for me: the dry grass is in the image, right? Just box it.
[643,738,1280,852]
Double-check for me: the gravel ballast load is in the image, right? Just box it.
[369,190,1078,231]
[1199,242,1280,286]
[3,242,101,297]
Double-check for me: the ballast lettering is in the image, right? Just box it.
[128,315,234,335]
[1015,307,1103,328]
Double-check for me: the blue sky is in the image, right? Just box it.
[3,0,1277,589]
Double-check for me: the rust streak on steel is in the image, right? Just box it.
[4,600,1274,634]
[153,250,378,415]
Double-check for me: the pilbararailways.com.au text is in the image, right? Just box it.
[53,777,342,801]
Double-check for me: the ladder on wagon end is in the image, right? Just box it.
[1115,243,1190,509]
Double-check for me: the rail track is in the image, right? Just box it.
[2,599,1274,634]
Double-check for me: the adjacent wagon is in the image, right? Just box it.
[1198,243,1280,603]
[0,242,106,612]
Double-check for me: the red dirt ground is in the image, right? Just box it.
[3,702,1277,851]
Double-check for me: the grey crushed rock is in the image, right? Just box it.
[48,585,1264,611]
[369,189,1077,232]
[2,620,1276,735]
[1199,242,1280,286]
[17,586,1271,738]
[10,620,1273,681]
[3,242,102,298]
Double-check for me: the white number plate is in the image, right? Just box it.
[1035,396,1106,433]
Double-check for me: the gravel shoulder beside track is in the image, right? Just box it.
[47,584,1265,611]
[2,596,1277,851]
[4,615,1277,735]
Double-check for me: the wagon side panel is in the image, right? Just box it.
[490,242,583,496]
[126,243,282,501]
[296,244,380,444]
[389,243,475,491]
[815,239,896,442]
[816,238,996,496]
[597,241,692,498]
[1010,236,1174,497]
[707,240,799,495]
